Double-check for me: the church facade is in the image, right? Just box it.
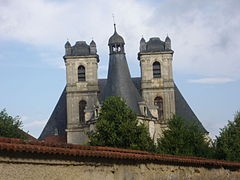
[39,25,206,144]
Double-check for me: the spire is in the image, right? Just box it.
[65,41,72,56]
[102,25,142,114]
[65,41,71,48]
[165,35,171,50]
[108,23,124,45]
[165,35,171,41]
[112,13,116,33]
[140,36,146,52]
[114,23,116,33]
[90,39,97,54]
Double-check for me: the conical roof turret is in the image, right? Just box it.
[165,35,171,42]
[140,37,146,43]
[90,40,96,46]
[65,41,71,48]
[102,25,142,114]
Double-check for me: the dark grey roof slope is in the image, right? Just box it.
[108,24,125,45]
[38,88,67,140]
[39,79,207,140]
[101,54,143,115]
[174,84,207,133]
[123,78,207,133]
[146,37,165,52]
[64,40,98,56]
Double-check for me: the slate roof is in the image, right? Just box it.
[39,89,67,140]
[146,37,165,52]
[39,78,207,140]
[108,24,125,45]
[64,41,98,56]
[100,54,143,115]
[174,84,207,133]
[1,137,239,168]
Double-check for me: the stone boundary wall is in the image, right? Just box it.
[0,137,240,180]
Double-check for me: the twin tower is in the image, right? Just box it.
[39,24,206,144]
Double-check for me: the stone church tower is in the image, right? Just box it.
[64,40,100,144]
[39,25,207,144]
[138,36,176,134]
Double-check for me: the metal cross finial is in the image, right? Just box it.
[112,13,116,32]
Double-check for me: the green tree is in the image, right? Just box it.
[0,109,27,139]
[88,96,155,152]
[215,112,240,161]
[157,115,212,158]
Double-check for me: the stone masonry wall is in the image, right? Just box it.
[1,154,240,180]
[1,137,240,180]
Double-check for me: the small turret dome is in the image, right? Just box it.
[165,35,171,50]
[65,41,71,48]
[165,36,171,42]
[140,37,147,52]
[108,24,125,45]
[90,40,96,46]
[90,40,97,55]
[140,37,146,43]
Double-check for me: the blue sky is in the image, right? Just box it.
[0,0,239,139]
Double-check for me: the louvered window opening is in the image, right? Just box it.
[153,62,161,78]
[78,66,85,81]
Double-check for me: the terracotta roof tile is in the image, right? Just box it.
[1,137,240,168]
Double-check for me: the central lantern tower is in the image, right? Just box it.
[101,24,142,114]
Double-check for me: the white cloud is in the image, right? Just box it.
[24,120,47,128]
[0,0,240,79]
[188,77,235,84]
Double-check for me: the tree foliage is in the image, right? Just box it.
[157,115,212,158]
[215,112,240,161]
[0,109,27,139]
[88,96,155,152]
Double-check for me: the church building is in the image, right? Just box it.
[39,25,206,144]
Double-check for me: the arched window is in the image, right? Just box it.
[153,61,161,78]
[154,96,163,120]
[78,65,85,81]
[79,100,87,123]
